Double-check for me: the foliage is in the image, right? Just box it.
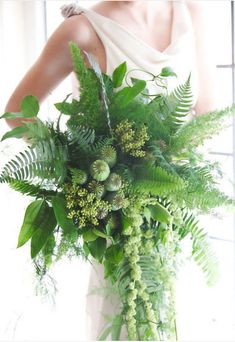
[1,41,235,341]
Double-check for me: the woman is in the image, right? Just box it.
[4,1,217,127]
[3,1,218,340]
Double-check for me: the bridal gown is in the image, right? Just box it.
[61,1,199,340]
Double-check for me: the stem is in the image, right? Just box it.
[174,318,178,341]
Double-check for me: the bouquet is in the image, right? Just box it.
[1,41,235,341]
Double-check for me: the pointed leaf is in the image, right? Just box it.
[87,237,106,262]
[21,95,39,117]
[83,229,98,242]
[148,202,172,224]
[115,80,146,108]
[30,206,57,258]
[111,314,123,341]
[160,66,177,77]
[112,61,127,88]
[1,126,29,141]
[17,200,47,248]
[52,196,77,233]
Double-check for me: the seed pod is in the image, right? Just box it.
[88,180,105,198]
[104,173,122,191]
[100,145,117,168]
[106,192,125,211]
[71,168,88,185]
[90,159,110,181]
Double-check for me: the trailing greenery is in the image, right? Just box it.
[1,41,235,341]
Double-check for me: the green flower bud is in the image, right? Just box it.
[90,159,110,181]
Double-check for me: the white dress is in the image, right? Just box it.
[61,2,199,340]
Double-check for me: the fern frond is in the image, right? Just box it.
[132,164,185,196]
[67,124,95,146]
[178,211,219,286]
[68,42,108,134]
[166,73,193,131]
[173,163,234,211]
[0,139,68,184]
[8,179,56,197]
[168,103,235,155]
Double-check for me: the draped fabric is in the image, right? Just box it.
[61,1,199,107]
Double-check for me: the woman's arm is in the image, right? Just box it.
[188,1,219,115]
[4,14,92,128]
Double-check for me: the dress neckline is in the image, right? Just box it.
[76,3,177,57]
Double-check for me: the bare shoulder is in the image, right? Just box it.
[186,0,212,23]
[59,14,98,53]
[186,0,217,39]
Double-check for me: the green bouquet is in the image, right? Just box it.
[1,41,235,341]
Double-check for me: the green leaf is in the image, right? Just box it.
[111,314,123,341]
[21,95,39,117]
[160,67,177,78]
[105,245,123,264]
[54,99,80,115]
[0,111,20,119]
[1,96,39,119]
[30,206,57,258]
[17,200,48,248]
[93,228,110,240]
[1,126,29,141]
[87,237,107,262]
[83,229,98,242]
[103,259,114,279]
[148,202,172,224]
[83,241,90,257]
[121,214,134,234]
[112,62,127,88]
[115,80,146,108]
[143,207,151,223]
[52,196,77,233]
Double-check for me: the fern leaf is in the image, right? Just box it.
[68,42,108,134]
[132,164,185,196]
[178,211,219,286]
[169,74,193,120]
[8,179,56,197]
[0,139,68,184]
[168,103,235,155]
[173,163,235,211]
[67,124,95,146]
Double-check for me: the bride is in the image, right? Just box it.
[3,1,218,340]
